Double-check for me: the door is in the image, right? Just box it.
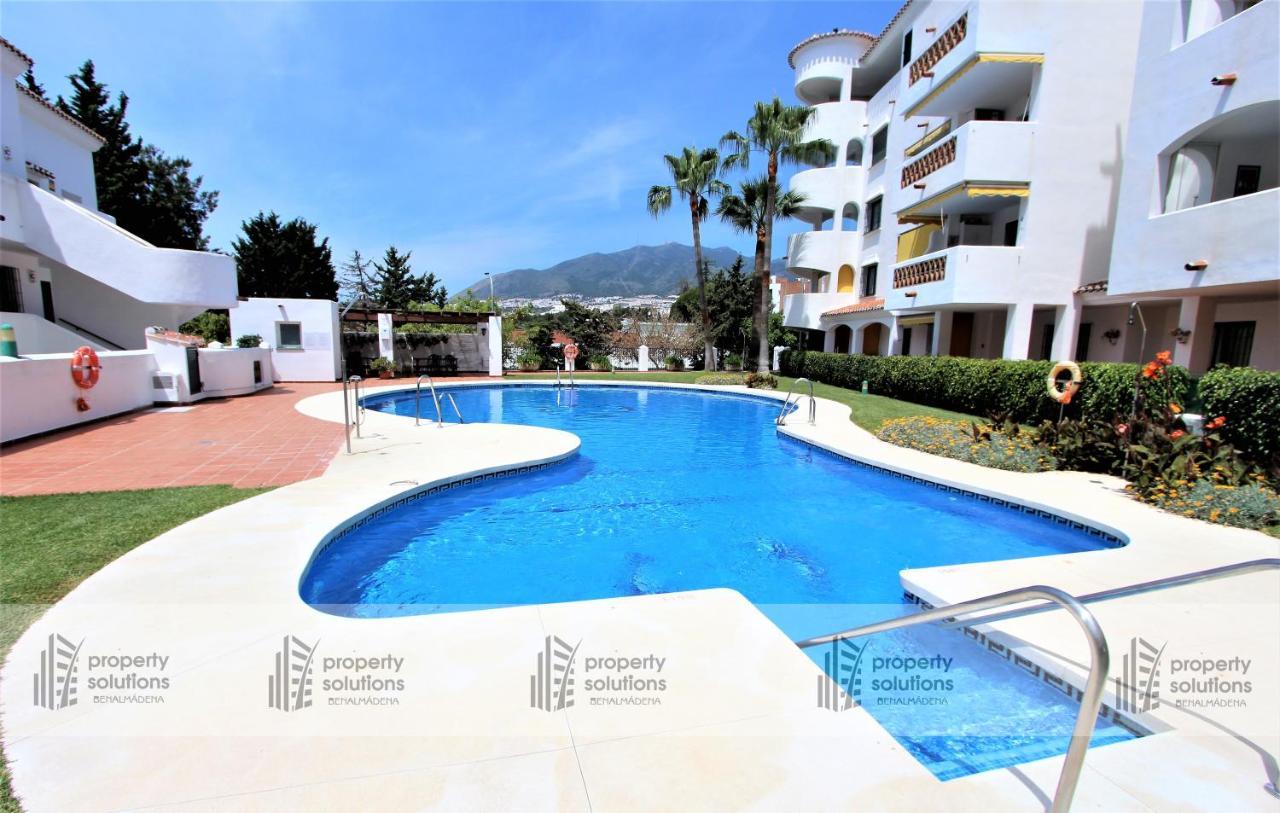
[1039,323,1055,360]
[186,346,203,395]
[901,327,913,356]
[833,325,852,354]
[0,266,20,312]
[949,312,974,357]
[862,323,883,356]
[1074,322,1092,362]
[1210,322,1255,367]
[40,281,55,322]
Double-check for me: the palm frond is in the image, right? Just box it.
[646,185,673,217]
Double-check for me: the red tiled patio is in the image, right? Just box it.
[0,382,349,496]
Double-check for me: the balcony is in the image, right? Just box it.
[885,245,1025,310]
[782,292,864,331]
[789,31,873,105]
[786,230,860,276]
[896,121,1033,208]
[787,166,864,217]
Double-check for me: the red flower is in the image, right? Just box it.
[1206,416,1226,430]
[1171,430,1185,439]
[1155,350,1172,365]
[1116,423,1129,435]
[1142,363,1159,379]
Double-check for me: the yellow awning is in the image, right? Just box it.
[898,182,1030,219]
[896,223,941,262]
[903,52,1045,118]
[904,121,952,158]
[899,315,936,327]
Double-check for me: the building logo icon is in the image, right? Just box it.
[32,633,83,710]
[530,635,580,711]
[817,636,865,711]
[267,635,318,712]
[1115,636,1166,713]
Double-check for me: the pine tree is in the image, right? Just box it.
[233,212,338,299]
[338,250,374,304]
[371,247,446,309]
[55,60,215,250]
[21,67,47,99]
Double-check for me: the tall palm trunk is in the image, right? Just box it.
[691,199,716,370]
[758,153,780,372]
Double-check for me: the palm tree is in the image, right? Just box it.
[647,146,730,370]
[716,179,805,371]
[721,99,834,368]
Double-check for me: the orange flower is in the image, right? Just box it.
[1171,430,1185,439]
[1169,403,1182,414]
[1142,363,1159,379]
[1156,350,1172,365]
[1206,416,1226,430]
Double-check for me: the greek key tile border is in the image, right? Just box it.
[784,436,1124,548]
[904,590,1150,738]
[315,458,570,558]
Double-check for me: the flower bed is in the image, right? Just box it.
[876,417,1056,473]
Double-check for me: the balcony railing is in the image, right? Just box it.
[893,255,947,288]
[909,13,968,85]
[901,137,957,188]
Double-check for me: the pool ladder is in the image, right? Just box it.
[776,377,815,426]
[555,360,575,389]
[795,558,1280,813]
[341,375,364,453]
[416,375,465,427]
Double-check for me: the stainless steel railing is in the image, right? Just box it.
[416,374,443,427]
[346,375,364,439]
[442,393,465,423]
[795,585,1108,813]
[776,377,815,426]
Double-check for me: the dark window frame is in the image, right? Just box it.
[870,126,888,166]
[864,197,883,233]
[276,321,303,350]
[860,263,879,297]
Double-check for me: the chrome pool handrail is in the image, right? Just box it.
[794,585,1108,813]
[938,558,1280,631]
[348,375,364,438]
[776,377,815,426]
[415,374,443,427]
[442,392,465,424]
[341,376,352,454]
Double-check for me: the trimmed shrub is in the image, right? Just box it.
[235,334,263,348]
[1198,365,1280,464]
[745,371,777,389]
[780,350,1190,425]
[694,373,746,386]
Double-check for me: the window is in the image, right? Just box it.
[974,108,1005,121]
[1233,165,1261,197]
[276,322,303,349]
[1003,220,1018,247]
[1211,321,1255,367]
[870,127,888,165]
[860,263,878,297]
[0,266,21,313]
[1075,323,1092,362]
[864,197,883,233]
[1039,323,1055,360]
[901,327,913,356]
[902,30,913,67]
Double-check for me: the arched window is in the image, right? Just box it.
[845,138,863,167]
[836,264,854,293]
[841,202,859,232]
[833,325,852,354]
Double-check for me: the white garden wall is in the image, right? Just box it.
[230,298,341,381]
[0,350,155,443]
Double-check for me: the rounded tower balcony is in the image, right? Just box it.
[788,29,874,106]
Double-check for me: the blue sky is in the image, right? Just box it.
[2,1,896,293]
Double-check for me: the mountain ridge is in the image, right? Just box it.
[463,243,790,299]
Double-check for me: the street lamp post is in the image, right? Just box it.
[484,272,495,308]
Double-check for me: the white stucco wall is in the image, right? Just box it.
[0,350,155,443]
[230,298,341,381]
[0,310,105,353]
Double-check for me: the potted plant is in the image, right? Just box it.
[588,354,613,372]
[665,354,683,372]
[235,334,263,349]
[517,351,543,372]
[368,357,396,379]
[724,352,743,372]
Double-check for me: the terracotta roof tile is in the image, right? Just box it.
[787,29,877,68]
[0,36,34,67]
[1074,280,1109,294]
[823,297,885,317]
[15,83,106,144]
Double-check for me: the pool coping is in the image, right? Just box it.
[2,379,1276,812]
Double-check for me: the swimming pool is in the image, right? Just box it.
[303,383,1137,779]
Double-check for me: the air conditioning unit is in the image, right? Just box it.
[152,373,176,389]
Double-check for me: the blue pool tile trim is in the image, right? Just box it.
[782,435,1125,547]
[903,589,1150,738]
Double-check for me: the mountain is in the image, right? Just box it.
[463,243,792,299]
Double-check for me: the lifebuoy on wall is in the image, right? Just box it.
[1047,360,1082,404]
[71,345,101,390]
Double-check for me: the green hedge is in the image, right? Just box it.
[779,350,1192,425]
[1198,365,1280,463]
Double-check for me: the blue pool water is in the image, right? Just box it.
[303,384,1137,779]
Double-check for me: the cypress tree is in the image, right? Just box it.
[233,212,338,299]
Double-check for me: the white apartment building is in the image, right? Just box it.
[0,36,237,353]
[781,0,1278,373]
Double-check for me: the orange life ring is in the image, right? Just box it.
[1047,361,1082,404]
[71,345,101,389]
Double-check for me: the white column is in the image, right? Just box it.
[886,318,902,356]
[1050,303,1080,361]
[931,311,952,357]
[487,315,503,377]
[376,312,395,365]
[1173,296,1215,373]
[1002,302,1034,360]
[638,344,651,372]
[822,330,836,352]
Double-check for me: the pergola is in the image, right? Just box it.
[340,305,503,378]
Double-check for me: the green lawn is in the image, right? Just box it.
[0,485,268,813]
[507,371,980,432]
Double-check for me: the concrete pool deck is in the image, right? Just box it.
[2,380,1277,811]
